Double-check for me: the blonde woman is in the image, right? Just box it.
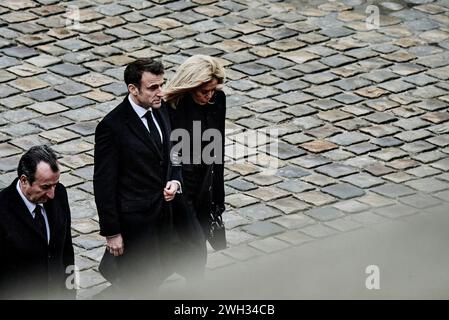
[164,55,226,280]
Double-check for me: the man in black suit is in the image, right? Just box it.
[94,58,182,298]
[0,145,75,299]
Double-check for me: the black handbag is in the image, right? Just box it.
[207,202,227,250]
[206,165,227,251]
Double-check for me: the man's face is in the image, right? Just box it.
[129,71,164,109]
[192,78,218,106]
[20,161,60,204]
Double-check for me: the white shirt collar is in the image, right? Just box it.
[128,95,152,119]
[16,180,40,216]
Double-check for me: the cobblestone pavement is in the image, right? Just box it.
[0,0,448,299]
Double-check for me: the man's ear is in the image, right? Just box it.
[19,174,28,185]
[128,83,139,96]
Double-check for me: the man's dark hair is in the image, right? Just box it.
[17,145,59,185]
[124,58,164,90]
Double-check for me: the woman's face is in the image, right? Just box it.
[192,78,218,105]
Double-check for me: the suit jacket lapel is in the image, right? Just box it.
[44,200,57,249]
[153,107,171,157]
[123,99,164,160]
[7,180,48,244]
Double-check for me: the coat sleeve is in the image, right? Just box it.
[167,105,184,185]
[213,91,226,212]
[61,186,74,270]
[93,119,121,236]
[60,186,76,299]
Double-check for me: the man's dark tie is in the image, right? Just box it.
[34,205,48,243]
[144,110,163,151]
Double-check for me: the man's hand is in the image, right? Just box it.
[106,234,124,256]
[164,181,179,202]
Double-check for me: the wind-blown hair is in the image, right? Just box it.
[163,55,226,107]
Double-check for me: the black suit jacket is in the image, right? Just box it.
[94,96,182,238]
[0,179,75,300]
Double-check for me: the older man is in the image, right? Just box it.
[0,145,75,299]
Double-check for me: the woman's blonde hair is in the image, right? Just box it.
[163,55,226,106]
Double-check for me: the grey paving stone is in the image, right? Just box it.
[249,237,290,253]
[378,79,416,93]
[364,112,397,124]
[264,141,306,160]
[244,173,283,187]
[30,115,73,130]
[275,230,313,246]
[320,26,354,38]
[399,193,442,209]
[345,142,380,155]
[25,88,64,102]
[258,57,295,69]
[271,68,303,81]
[371,137,404,148]
[241,221,285,237]
[412,85,447,99]
[329,132,371,146]
[276,179,315,193]
[226,193,258,208]
[374,204,419,219]
[322,182,365,200]
[360,125,401,137]
[268,196,311,214]
[232,63,271,76]
[101,82,128,96]
[430,158,449,171]
[316,163,358,178]
[299,224,338,238]
[332,77,372,91]
[224,228,256,246]
[222,245,261,261]
[304,85,342,98]
[2,109,40,123]
[371,183,417,198]
[413,150,446,163]
[307,99,341,112]
[370,148,408,161]
[95,3,131,16]
[324,217,363,232]
[2,46,38,59]
[0,122,41,137]
[332,93,364,104]
[350,212,390,225]
[271,209,315,227]
[0,84,19,98]
[238,203,283,220]
[222,211,251,230]
[362,69,399,83]
[405,177,449,193]
[294,61,328,74]
[341,172,385,188]
[276,165,310,178]
[49,63,89,77]
[394,118,431,131]
[302,71,338,85]
[403,74,438,87]
[401,141,436,153]
[304,206,345,222]
[407,165,441,178]
[332,200,371,214]
[320,54,355,68]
